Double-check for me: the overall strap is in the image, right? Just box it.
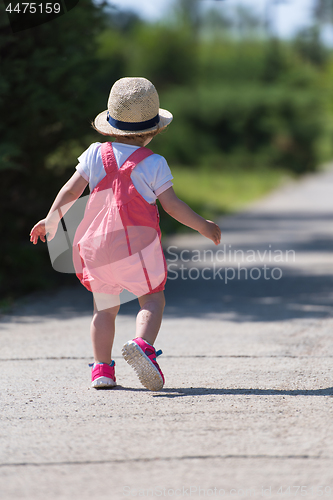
[120,147,154,176]
[100,142,118,175]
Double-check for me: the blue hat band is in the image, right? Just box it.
[107,111,160,132]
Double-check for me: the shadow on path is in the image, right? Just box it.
[157,209,333,322]
[106,385,333,397]
[160,269,333,322]
[153,387,333,397]
[3,208,333,323]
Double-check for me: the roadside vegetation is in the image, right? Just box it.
[1,0,333,298]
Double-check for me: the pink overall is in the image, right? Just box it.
[73,142,167,297]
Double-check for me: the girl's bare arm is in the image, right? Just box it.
[158,186,221,245]
[30,170,88,244]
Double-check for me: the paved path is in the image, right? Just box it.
[1,169,333,499]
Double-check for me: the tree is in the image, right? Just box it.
[313,0,333,44]
[294,26,328,66]
[314,0,333,24]
[0,0,106,295]
[234,4,262,39]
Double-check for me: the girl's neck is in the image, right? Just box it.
[113,136,153,148]
[115,138,142,146]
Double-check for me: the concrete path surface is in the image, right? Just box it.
[1,168,333,499]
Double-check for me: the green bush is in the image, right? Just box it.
[153,84,325,173]
[2,0,333,299]
[0,0,105,298]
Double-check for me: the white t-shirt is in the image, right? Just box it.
[76,142,173,204]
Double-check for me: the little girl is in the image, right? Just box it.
[30,77,221,392]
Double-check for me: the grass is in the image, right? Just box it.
[158,165,293,234]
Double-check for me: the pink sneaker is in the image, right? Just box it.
[90,361,116,389]
[121,338,164,391]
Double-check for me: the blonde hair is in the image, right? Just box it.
[91,121,163,146]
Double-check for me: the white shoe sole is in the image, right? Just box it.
[122,341,164,391]
[91,376,117,389]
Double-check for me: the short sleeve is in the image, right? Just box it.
[76,164,89,182]
[130,153,173,204]
[149,155,173,193]
[76,142,106,191]
[155,180,173,197]
[76,142,102,182]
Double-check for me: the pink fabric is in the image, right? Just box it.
[73,142,167,296]
[132,337,165,384]
[91,362,116,382]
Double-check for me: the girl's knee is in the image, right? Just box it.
[139,291,165,311]
[101,304,120,317]
[93,304,120,319]
[93,293,120,314]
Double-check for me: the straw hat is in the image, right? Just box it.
[94,77,173,136]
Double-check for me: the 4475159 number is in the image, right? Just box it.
[277,486,332,496]
[5,3,61,14]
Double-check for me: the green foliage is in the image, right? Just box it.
[95,23,331,174]
[156,84,324,174]
[2,1,333,299]
[293,26,329,67]
[158,164,291,235]
[0,0,105,298]
[95,21,196,91]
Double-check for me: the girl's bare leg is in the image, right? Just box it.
[91,294,120,364]
[136,291,165,345]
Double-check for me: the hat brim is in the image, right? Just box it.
[94,108,173,136]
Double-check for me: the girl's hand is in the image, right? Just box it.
[30,216,58,244]
[30,219,47,244]
[29,171,88,245]
[158,187,221,244]
[200,220,221,246]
